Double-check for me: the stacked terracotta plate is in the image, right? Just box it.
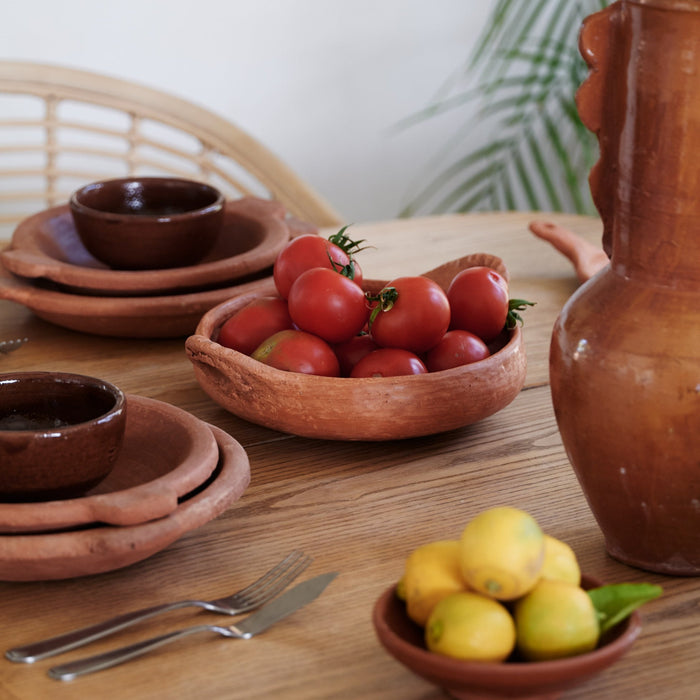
[0,197,299,338]
[0,395,250,581]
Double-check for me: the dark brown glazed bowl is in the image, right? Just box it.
[69,177,225,270]
[372,576,642,700]
[0,372,127,502]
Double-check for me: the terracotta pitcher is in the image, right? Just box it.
[550,0,700,575]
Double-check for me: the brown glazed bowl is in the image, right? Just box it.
[186,254,527,441]
[372,577,642,700]
[69,177,225,270]
[0,372,127,502]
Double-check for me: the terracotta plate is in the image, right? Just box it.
[0,395,219,533]
[0,260,277,338]
[0,197,290,296]
[0,425,251,581]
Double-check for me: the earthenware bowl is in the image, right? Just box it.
[0,372,126,502]
[0,424,251,581]
[0,394,219,533]
[372,576,642,700]
[1,197,291,295]
[69,177,225,270]
[185,254,527,441]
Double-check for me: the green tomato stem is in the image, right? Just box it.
[366,287,398,328]
[506,298,536,329]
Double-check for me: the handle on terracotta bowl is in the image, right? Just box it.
[185,334,246,385]
[576,3,621,258]
[87,486,180,527]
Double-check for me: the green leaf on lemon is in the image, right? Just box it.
[587,582,663,634]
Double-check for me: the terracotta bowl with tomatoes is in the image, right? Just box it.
[185,251,527,442]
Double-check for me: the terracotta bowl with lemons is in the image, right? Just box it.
[185,253,527,441]
[372,575,642,700]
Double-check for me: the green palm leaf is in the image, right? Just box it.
[400,0,611,217]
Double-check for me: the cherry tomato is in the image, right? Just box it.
[287,267,370,344]
[369,276,450,353]
[350,348,428,378]
[447,266,509,342]
[425,330,490,372]
[251,329,340,376]
[217,296,293,355]
[273,234,363,298]
[333,334,378,377]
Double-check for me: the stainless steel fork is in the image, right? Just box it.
[48,572,337,681]
[6,551,311,663]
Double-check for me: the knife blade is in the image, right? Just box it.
[231,571,338,639]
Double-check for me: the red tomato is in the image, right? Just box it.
[333,334,378,377]
[447,267,509,342]
[369,276,450,353]
[350,348,428,378]
[425,330,490,372]
[251,329,340,377]
[287,267,370,344]
[217,296,293,355]
[273,234,363,298]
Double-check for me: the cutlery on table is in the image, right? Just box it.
[48,571,338,680]
[7,551,311,664]
[0,337,28,354]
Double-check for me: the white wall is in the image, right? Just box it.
[0,0,494,223]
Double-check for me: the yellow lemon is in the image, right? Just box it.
[540,534,581,586]
[514,579,599,661]
[402,540,467,626]
[425,591,516,661]
[460,506,545,600]
[395,575,407,601]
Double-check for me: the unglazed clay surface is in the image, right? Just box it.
[186,254,527,441]
[0,424,250,581]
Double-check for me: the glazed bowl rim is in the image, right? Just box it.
[69,176,225,222]
[0,371,126,436]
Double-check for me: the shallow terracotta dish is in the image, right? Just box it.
[185,254,526,441]
[0,424,250,581]
[0,261,277,338]
[0,372,126,502]
[0,394,219,533]
[1,198,290,295]
[69,177,225,270]
[372,576,642,700]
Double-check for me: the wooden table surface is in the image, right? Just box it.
[0,212,695,699]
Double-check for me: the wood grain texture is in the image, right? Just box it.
[1,212,693,699]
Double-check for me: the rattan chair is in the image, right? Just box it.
[0,61,342,240]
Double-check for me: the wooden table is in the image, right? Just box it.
[0,212,695,699]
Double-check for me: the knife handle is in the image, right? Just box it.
[48,624,218,680]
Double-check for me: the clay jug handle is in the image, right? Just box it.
[576,4,620,258]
